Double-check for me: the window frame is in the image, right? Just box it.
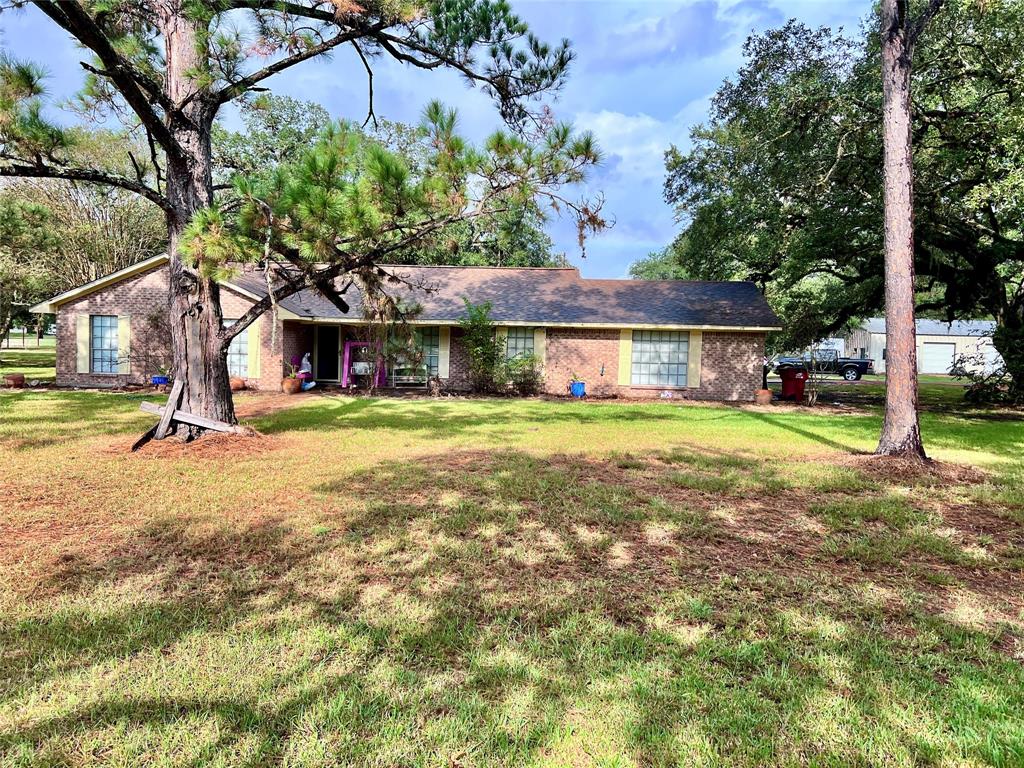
[389,326,440,385]
[224,320,249,379]
[90,314,119,375]
[630,330,689,388]
[416,326,441,378]
[505,327,535,360]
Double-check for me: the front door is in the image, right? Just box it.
[315,326,340,380]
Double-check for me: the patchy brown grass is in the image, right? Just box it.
[2,391,1022,766]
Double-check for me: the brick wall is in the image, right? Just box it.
[694,331,765,401]
[542,328,764,401]
[53,262,765,401]
[56,265,172,388]
[544,328,620,396]
[444,327,473,391]
[55,263,297,391]
[441,327,764,401]
[275,321,314,390]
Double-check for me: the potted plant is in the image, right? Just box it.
[568,372,586,399]
[151,365,170,387]
[282,359,302,395]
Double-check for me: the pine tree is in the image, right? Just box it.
[0,1,591,433]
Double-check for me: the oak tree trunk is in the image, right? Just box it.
[0,315,12,353]
[877,0,926,459]
[158,3,235,431]
[993,308,1024,402]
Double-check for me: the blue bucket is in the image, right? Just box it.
[570,381,586,398]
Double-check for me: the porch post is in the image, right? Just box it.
[341,341,352,387]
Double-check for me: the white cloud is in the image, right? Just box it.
[573,95,711,185]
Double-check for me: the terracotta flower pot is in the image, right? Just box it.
[229,376,247,392]
[754,388,772,405]
[282,377,302,395]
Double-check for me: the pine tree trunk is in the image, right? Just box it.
[158,2,235,431]
[877,0,926,459]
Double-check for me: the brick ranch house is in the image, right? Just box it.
[31,254,781,401]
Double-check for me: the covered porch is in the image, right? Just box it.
[287,321,449,390]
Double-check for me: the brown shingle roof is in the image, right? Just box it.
[229,265,780,329]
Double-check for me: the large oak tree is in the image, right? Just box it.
[0,0,591,430]
[651,0,1024,400]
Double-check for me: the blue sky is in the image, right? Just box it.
[1,0,870,278]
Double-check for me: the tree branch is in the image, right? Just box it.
[213,27,369,105]
[219,256,356,344]
[219,198,514,346]
[30,1,183,160]
[352,41,377,129]
[223,1,338,23]
[0,162,176,217]
[78,60,174,115]
[909,0,945,45]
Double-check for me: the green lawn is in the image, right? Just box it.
[0,348,56,385]
[763,374,975,410]
[1,390,1022,766]
[815,377,970,410]
[0,333,55,349]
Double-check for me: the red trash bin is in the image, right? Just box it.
[779,368,808,401]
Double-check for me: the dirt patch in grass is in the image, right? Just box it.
[839,454,989,486]
[234,391,314,419]
[103,430,275,458]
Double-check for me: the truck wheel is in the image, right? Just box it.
[842,367,861,381]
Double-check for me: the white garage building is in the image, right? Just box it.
[844,318,1003,375]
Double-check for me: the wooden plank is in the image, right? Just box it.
[131,423,159,452]
[154,379,184,440]
[140,401,245,434]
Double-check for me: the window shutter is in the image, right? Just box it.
[247,318,261,379]
[76,315,91,373]
[687,331,702,388]
[533,327,546,366]
[437,327,451,378]
[617,329,632,386]
[116,315,132,374]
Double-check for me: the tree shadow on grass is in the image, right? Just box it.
[251,394,738,442]
[318,450,1022,763]
[3,448,1022,765]
[0,390,156,449]
[745,410,869,453]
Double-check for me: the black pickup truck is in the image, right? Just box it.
[773,349,875,381]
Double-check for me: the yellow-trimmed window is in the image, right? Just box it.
[505,327,535,359]
[630,330,689,387]
[225,320,249,378]
[89,315,119,374]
